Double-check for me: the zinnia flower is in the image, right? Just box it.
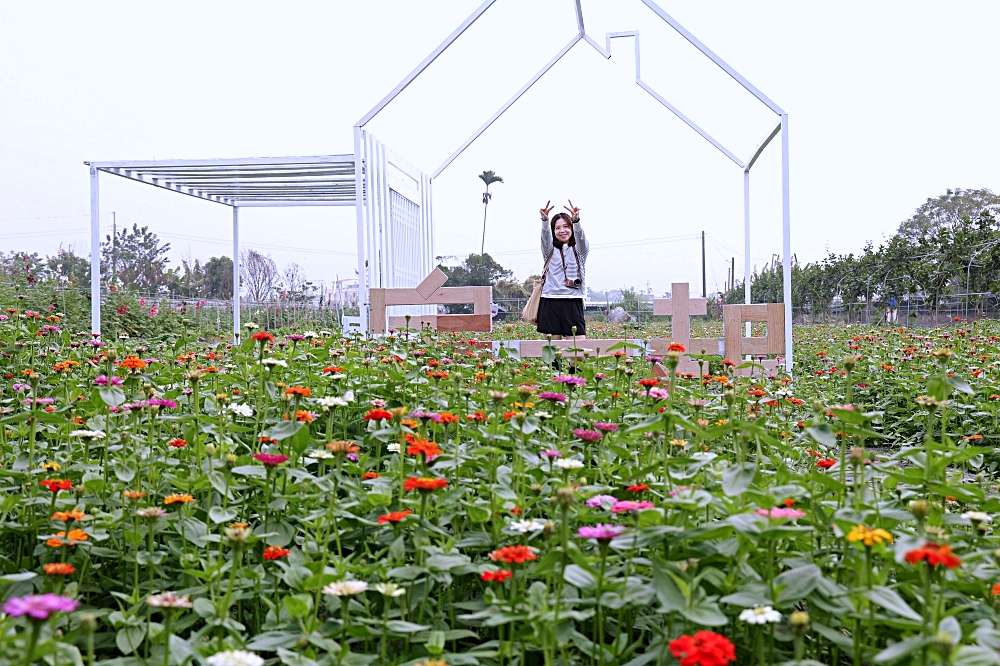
[263,546,290,561]
[572,428,602,442]
[847,524,893,547]
[43,562,76,576]
[739,606,781,624]
[755,507,806,520]
[611,500,655,514]
[163,494,196,505]
[481,569,513,583]
[206,650,264,666]
[284,386,312,397]
[576,524,624,542]
[585,494,618,508]
[488,545,537,564]
[668,630,736,666]
[538,391,566,403]
[323,580,369,596]
[407,440,442,457]
[404,477,448,492]
[905,542,962,569]
[2,593,79,620]
[147,592,193,608]
[253,453,289,466]
[51,509,86,522]
[364,408,393,421]
[40,479,73,493]
[378,509,412,524]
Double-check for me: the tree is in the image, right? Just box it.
[897,188,1000,241]
[240,249,280,302]
[202,256,233,299]
[439,253,515,313]
[46,247,90,287]
[478,170,504,254]
[281,262,315,302]
[101,224,171,292]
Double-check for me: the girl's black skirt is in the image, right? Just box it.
[536,297,586,337]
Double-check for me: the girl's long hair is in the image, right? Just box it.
[550,213,576,248]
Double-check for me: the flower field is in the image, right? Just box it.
[3,312,1000,666]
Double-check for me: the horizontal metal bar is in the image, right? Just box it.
[640,0,785,115]
[86,154,355,169]
[106,168,234,207]
[636,80,745,168]
[232,200,357,207]
[356,0,497,128]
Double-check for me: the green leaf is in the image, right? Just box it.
[722,462,755,497]
[806,424,836,448]
[263,420,304,441]
[386,620,431,633]
[208,506,238,524]
[245,631,301,651]
[116,626,145,656]
[113,459,137,483]
[864,586,922,622]
[563,564,596,591]
[875,635,934,663]
[678,602,728,627]
[99,386,126,407]
[774,564,821,605]
[283,593,313,619]
[232,465,266,477]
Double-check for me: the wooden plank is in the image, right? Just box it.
[691,338,722,355]
[369,289,387,334]
[742,338,770,355]
[671,283,690,345]
[436,314,491,332]
[519,340,546,357]
[383,286,483,306]
[471,286,492,314]
[414,268,449,300]
[766,303,785,354]
[737,304,772,321]
[515,339,637,358]
[723,305,742,365]
[388,315,438,329]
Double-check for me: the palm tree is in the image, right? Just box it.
[478,170,504,254]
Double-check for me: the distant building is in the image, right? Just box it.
[326,278,359,307]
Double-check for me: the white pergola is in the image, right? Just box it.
[84,155,364,340]
[86,0,793,368]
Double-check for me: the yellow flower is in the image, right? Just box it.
[164,493,196,505]
[847,524,893,547]
[669,439,688,447]
[42,461,61,472]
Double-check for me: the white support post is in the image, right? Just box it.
[781,114,793,371]
[353,127,369,333]
[232,206,240,343]
[743,169,752,338]
[89,166,101,335]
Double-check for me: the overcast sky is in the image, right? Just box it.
[2,0,998,297]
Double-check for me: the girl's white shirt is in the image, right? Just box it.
[540,219,589,299]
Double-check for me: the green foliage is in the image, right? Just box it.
[102,223,172,292]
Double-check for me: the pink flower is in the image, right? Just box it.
[553,375,586,387]
[586,494,618,508]
[540,450,563,458]
[755,507,806,520]
[254,453,289,466]
[611,500,655,513]
[370,399,387,407]
[539,392,567,403]
[577,524,624,541]
[2,593,79,620]
[573,429,602,442]
[647,388,669,400]
[593,422,619,432]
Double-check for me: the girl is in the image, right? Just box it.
[536,199,589,339]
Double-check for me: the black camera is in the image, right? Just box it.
[565,278,582,289]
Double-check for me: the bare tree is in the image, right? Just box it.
[240,249,279,302]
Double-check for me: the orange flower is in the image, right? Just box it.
[427,370,450,380]
[439,412,459,424]
[362,471,379,480]
[407,439,442,458]
[44,562,76,575]
[403,477,449,492]
[992,583,1000,596]
[120,355,147,371]
[295,410,315,423]
[46,529,88,548]
[40,479,73,493]
[51,509,86,522]
[668,342,686,352]
[905,542,962,569]
[263,546,290,560]
[378,509,412,524]
[284,386,312,397]
[164,493,195,505]
[488,545,537,564]
[401,419,420,429]
[123,490,147,501]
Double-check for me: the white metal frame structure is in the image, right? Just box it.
[355,0,792,368]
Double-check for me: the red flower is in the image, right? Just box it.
[905,542,962,569]
[251,331,275,344]
[466,411,489,422]
[668,343,686,353]
[992,583,1000,596]
[362,471,379,480]
[404,477,449,493]
[488,545,537,564]
[378,509,412,524]
[322,366,344,374]
[263,546,290,561]
[669,631,736,666]
[481,569,513,583]
[637,378,660,388]
[782,498,796,507]
[40,479,73,493]
[167,438,188,448]
[627,483,648,493]
[364,408,393,421]
[816,458,836,469]
[253,452,289,466]
[284,386,312,397]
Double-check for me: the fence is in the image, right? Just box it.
[792,292,1000,326]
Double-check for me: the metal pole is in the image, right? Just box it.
[353,127,369,333]
[89,166,101,335]
[232,206,240,343]
[743,169,751,337]
[701,231,706,298]
[780,114,793,372]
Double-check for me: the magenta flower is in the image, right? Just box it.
[577,524,625,542]
[593,373,607,381]
[646,387,669,400]
[585,494,618,508]
[553,375,586,387]
[94,375,124,387]
[540,449,563,458]
[755,507,806,520]
[12,383,30,392]
[2,593,79,620]
[573,428,602,442]
[645,356,662,363]
[611,500,655,514]
[254,452,289,466]
[286,334,306,342]
[593,422,619,432]
[539,392,567,403]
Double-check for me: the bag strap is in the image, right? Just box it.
[540,251,554,278]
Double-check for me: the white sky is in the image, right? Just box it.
[2,0,998,297]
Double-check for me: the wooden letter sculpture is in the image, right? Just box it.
[369,268,492,334]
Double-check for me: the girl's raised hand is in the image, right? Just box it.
[540,200,555,221]
[564,200,580,222]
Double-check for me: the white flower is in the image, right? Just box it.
[963,511,991,523]
[323,580,369,597]
[146,591,193,609]
[70,429,106,439]
[739,606,782,624]
[318,396,349,408]
[261,358,287,368]
[374,582,406,597]
[534,411,553,420]
[309,449,334,460]
[303,331,318,339]
[227,403,253,417]
[387,443,401,453]
[509,519,547,534]
[554,459,584,471]
[207,650,264,666]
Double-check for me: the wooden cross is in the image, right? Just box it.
[649,282,713,374]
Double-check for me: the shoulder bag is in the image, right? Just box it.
[521,251,553,323]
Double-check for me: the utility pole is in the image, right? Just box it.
[111,212,117,287]
[731,257,735,292]
[701,231,706,298]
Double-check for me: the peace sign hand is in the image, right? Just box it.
[540,200,555,221]
[564,200,580,222]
